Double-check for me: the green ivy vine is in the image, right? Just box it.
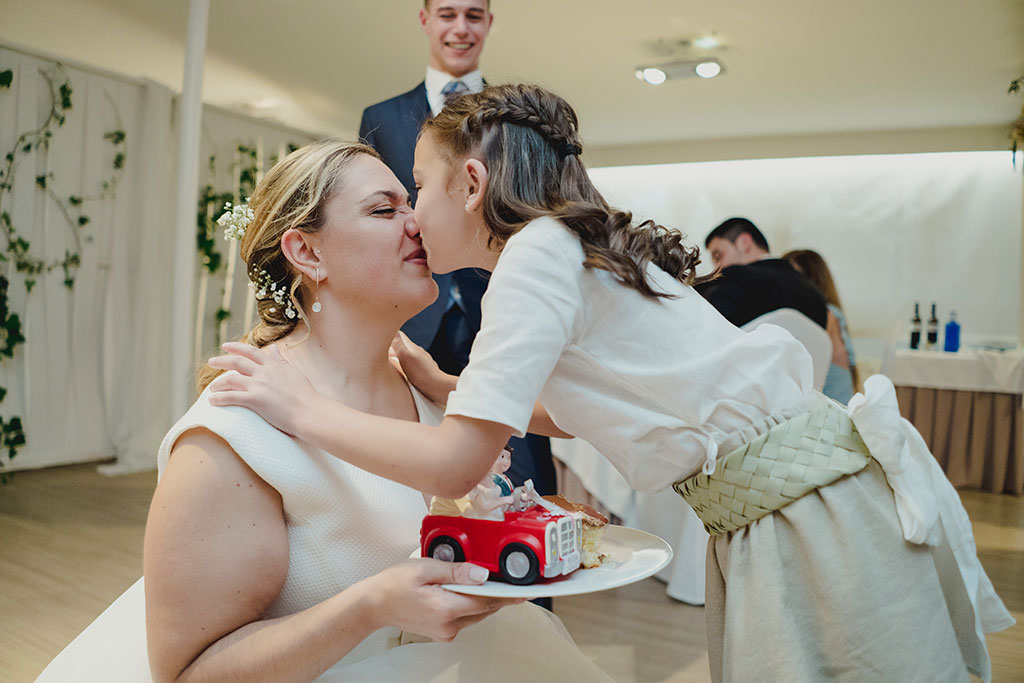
[1010,76,1023,171]
[0,63,125,481]
[196,142,296,346]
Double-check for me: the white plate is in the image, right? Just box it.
[438,525,673,599]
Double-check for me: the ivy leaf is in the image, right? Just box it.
[206,252,222,273]
[0,69,12,89]
[68,195,82,206]
[113,152,125,169]
[104,130,126,145]
[215,308,232,324]
[4,417,26,448]
[59,83,72,110]
[0,386,7,402]
[35,175,48,189]
[78,215,90,226]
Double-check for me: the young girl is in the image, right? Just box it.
[209,85,1012,682]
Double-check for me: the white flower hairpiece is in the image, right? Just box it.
[218,200,299,321]
[218,200,253,242]
[249,267,298,320]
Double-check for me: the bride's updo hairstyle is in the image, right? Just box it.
[421,83,713,298]
[197,139,378,392]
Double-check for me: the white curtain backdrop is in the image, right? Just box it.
[1,44,316,474]
[0,45,177,474]
[589,152,1023,346]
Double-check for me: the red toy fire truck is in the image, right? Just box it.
[421,483,582,585]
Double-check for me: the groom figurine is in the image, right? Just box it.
[359,0,557,497]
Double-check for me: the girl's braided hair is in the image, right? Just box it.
[422,83,712,298]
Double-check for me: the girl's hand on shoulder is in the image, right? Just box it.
[365,558,523,642]
[390,332,456,405]
[207,342,317,435]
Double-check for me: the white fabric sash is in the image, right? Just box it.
[848,375,1015,681]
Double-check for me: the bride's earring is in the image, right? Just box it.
[311,267,322,313]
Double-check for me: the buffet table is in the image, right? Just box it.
[551,438,708,604]
[886,348,1024,494]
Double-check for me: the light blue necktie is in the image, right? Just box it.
[441,80,469,102]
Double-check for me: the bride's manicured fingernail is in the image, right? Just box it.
[468,565,488,582]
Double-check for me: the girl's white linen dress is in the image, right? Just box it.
[37,384,613,682]
[445,216,1014,683]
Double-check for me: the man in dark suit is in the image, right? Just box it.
[358,0,556,497]
[698,217,828,328]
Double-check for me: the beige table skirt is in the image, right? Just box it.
[895,385,1023,495]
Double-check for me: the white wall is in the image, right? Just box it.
[589,152,1022,351]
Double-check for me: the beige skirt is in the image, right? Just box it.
[705,459,973,683]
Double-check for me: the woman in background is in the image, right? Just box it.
[784,248,858,402]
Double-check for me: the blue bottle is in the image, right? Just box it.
[943,311,960,352]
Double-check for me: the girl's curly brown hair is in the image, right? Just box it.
[422,83,713,297]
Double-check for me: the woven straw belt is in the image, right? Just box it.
[672,401,871,536]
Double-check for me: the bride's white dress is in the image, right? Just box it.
[37,385,612,682]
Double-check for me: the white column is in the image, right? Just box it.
[170,0,210,416]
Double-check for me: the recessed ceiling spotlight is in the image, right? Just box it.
[634,58,724,84]
[692,36,719,50]
[695,60,722,78]
[636,67,668,85]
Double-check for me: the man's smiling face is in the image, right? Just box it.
[420,0,493,77]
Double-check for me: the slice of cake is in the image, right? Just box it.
[543,495,609,568]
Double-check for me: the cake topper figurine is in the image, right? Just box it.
[429,448,514,520]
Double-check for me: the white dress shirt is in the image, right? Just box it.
[425,66,484,116]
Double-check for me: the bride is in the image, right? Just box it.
[38,140,613,682]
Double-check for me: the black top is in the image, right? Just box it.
[696,258,829,329]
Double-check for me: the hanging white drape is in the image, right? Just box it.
[0,43,316,473]
[193,106,317,361]
[0,45,179,473]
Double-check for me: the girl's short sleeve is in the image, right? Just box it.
[445,219,583,437]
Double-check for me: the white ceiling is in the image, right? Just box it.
[10,0,1024,150]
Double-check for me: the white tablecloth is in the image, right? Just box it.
[886,348,1024,394]
[550,438,708,605]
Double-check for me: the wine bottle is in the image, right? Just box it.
[944,311,960,352]
[909,302,921,349]
[926,303,939,349]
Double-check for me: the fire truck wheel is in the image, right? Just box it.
[498,543,539,585]
[428,536,465,563]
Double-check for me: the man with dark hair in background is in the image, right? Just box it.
[698,217,828,328]
[359,1,557,501]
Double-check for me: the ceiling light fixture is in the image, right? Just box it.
[692,36,720,50]
[634,58,724,85]
[694,61,722,79]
